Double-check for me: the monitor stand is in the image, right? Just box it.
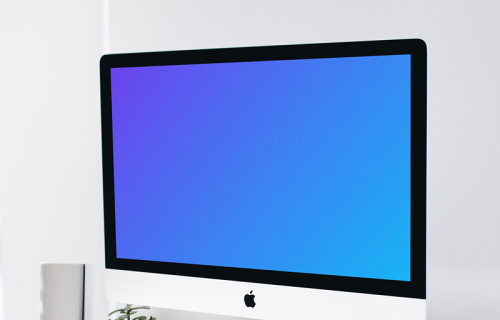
[110,303,259,320]
[152,306,259,320]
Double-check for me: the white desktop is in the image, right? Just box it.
[101,39,427,319]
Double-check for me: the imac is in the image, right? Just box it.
[100,39,427,319]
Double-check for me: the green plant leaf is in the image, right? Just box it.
[117,315,128,320]
[108,309,126,316]
[132,316,147,320]
[130,306,151,311]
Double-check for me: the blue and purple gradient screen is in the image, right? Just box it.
[110,54,411,282]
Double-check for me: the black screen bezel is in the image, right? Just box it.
[100,39,427,299]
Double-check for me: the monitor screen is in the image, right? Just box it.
[111,55,411,282]
[101,40,426,307]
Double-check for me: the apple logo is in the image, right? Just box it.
[244,290,256,308]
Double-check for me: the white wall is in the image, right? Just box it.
[0,1,499,319]
[0,1,107,320]
[107,1,500,319]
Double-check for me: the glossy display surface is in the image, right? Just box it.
[110,54,411,281]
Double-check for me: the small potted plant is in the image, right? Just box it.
[108,304,156,320]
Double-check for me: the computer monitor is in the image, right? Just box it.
[100,39,427,319]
